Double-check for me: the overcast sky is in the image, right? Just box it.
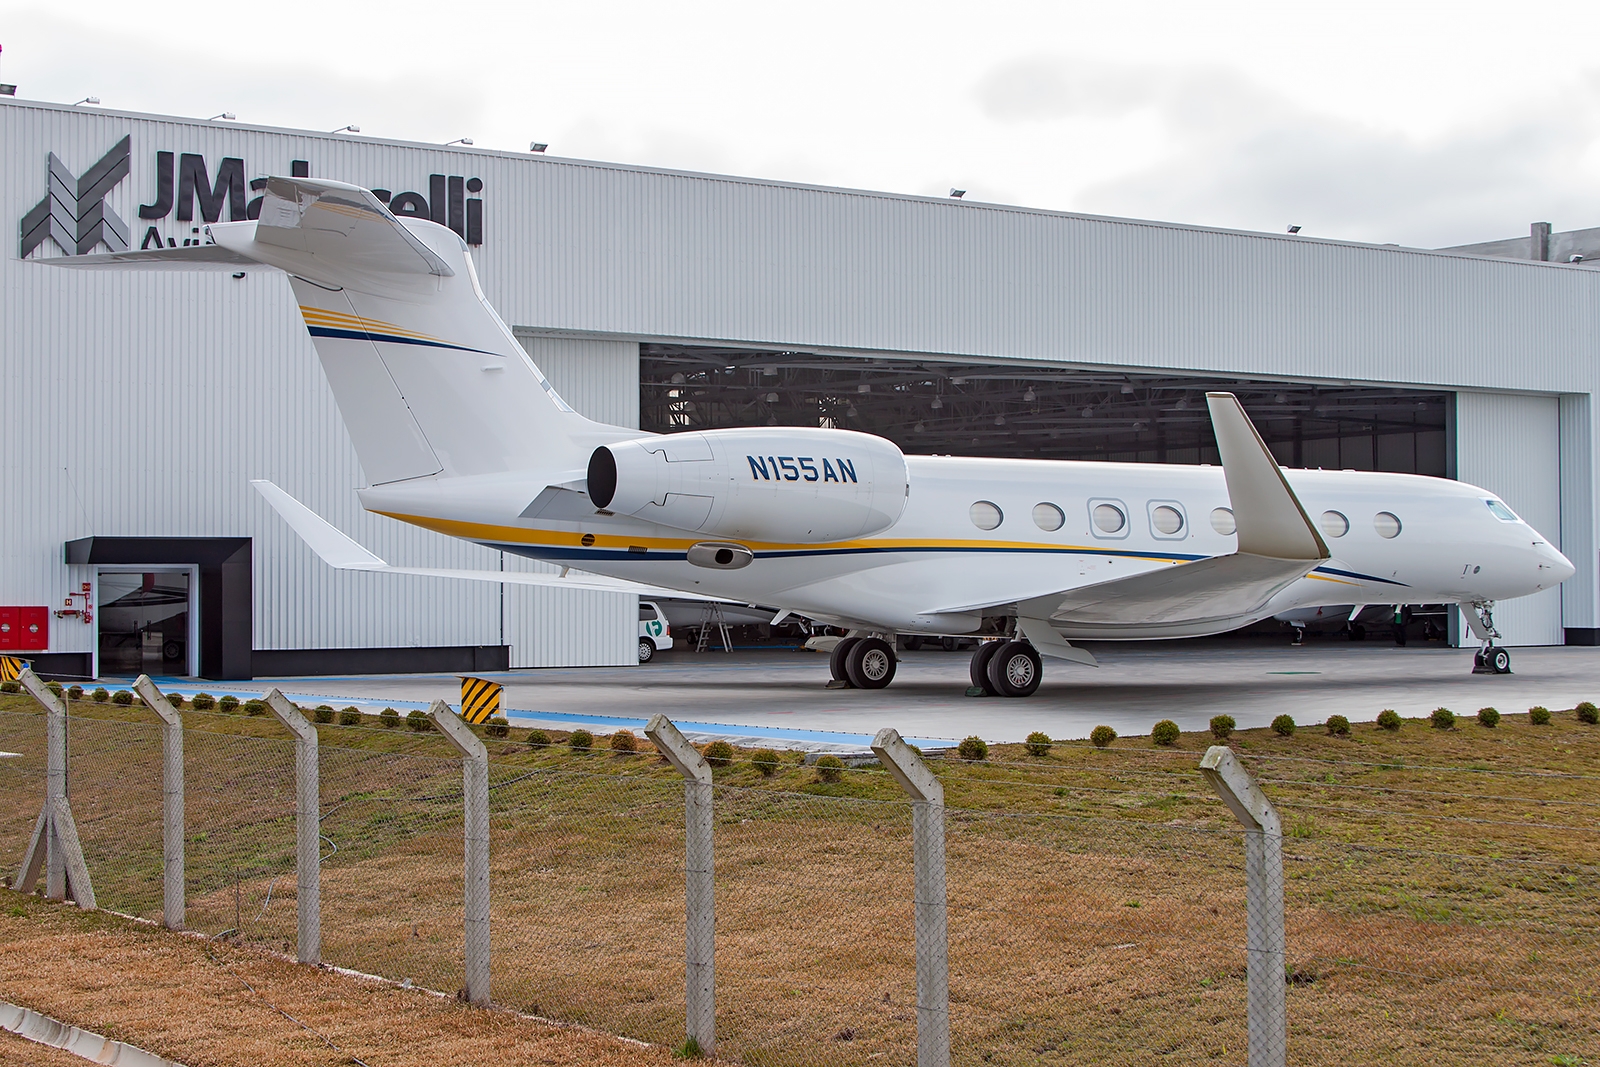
[3,0,1597,248]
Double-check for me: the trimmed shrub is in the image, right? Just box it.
[957,735,989,761]
[405,708,430,732]
[1325,715,1351,737]
[527,728,550,749]
[1430,706,1456,730]
[1271,714,1296,737]
[167,693,184,708]
[1477,706,1501,728]
[485,716,510,739]
[0,680,19,694]
[1024,731,1053,758]
[1209,714,1235,741]
[1090,724,1117,748]
[609,728,636,752]
[569,729,594,751]
[243,699,266,717]
[1151,719,1181,746]
[1376,708,1401,731]
[1577,701,1599,725]
[67,685,84,700]
[338,706,361,726]
[191,692,215,710]
[112,689,134,706]
[218,695,240,714]
[379,707,400,729]
[313,705,335,724]
[45,681,63,696]
[815,754,844,783]
[752,748,781,777]
[1529,706,1552,726]
[703,740,734,766]
[91,687,109,703]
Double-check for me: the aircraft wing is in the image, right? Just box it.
[251,480,725,602]
[937,392,1330,640]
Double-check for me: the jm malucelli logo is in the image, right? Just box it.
[20,135,487,259]
[19,135,132,257]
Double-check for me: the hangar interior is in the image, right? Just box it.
[641,344,1452,476]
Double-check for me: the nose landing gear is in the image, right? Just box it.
[1468,602,1512,675]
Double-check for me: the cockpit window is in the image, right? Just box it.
[1485,499,1520,523]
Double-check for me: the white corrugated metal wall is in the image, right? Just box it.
[3,96,1598,669]
[503,335,639,667]
[1455,392,1565,645]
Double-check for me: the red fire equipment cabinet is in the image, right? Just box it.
[0,607,49,652]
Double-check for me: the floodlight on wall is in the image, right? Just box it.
[208,112,236,121]
[949,188,966,198]
[530,142,548,153]
[72,96,100,106]
[1572,254,1586,263]
[445,137,474,146]
[1287,225,1302,234]
[0,86,15,97]
[329,124,361,133]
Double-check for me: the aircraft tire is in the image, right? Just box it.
[986,640,1042,698]
[1489,646,1511,674]
[846,637,897,689]
[830,637,861,685]
[970,641,1002,695]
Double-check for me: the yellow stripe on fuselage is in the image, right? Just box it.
[372,510,1203,562]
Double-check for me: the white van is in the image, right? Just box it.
[639,600,673,662]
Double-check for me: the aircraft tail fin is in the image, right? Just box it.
[52,178,620,485]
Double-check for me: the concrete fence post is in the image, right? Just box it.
[871,728,949,1067]
[428,699,491,1007]
[133,676,184,930]
[1199,745,1286,1067]
[12,669,95,909]
[644,714,715,1057]
[264,689,320,964]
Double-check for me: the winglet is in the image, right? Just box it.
[251,480,387,569]
[1205,393,1328,562]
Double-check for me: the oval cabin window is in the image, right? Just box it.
[1092,503,1126,534]
[1373,511,1402,539]
[1320,510,1349,538]
[1033,502,1065,531]
[1151,505,1184,535]
[970,501,1003,531]
[1210,507,1236,535]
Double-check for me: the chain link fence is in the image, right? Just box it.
[2,696,1597,1066]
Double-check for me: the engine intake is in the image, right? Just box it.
[587,427,909,543]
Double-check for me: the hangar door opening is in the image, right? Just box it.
[640,345,1449,474]
[1455,392,1563,646]
[641,343,1455,644]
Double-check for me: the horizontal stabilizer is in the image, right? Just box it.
[251,480,723,601]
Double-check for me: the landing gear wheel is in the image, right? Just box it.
[638,638,656,663]
[162,640,184,661]
[986,640,1043,698]
[830,637,862,686]
[845,637,897,689]
[1488,646,1511,674]
[970,641,1002,695]
[904,636,924,651]
[941,636,960,652]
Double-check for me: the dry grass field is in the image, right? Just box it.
[1,689,1596,1065]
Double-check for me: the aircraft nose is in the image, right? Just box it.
[1539,542,1576,584]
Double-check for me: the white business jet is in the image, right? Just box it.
[61,177,1575,696]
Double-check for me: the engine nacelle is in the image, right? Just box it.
[588,427,909,543]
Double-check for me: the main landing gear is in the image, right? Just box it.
[1468,601,1512,675]
[828,636,899,690]
[970,639,1043,698]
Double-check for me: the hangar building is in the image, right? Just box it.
[2,96,1594,679]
